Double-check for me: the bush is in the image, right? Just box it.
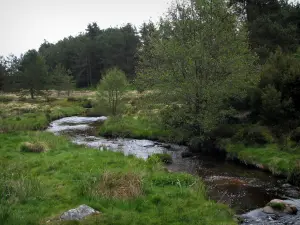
[233,125,273,146]
[211,124,240,139]
[149,153,172,164]
[188,136,203,153]
[290,127,300,143]
[19,142,48,153]
[81,99,93,108]
[67,97,80,102]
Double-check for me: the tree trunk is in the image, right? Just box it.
[30,88,34,99]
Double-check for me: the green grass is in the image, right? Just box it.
[0,99,85,132]
[226,143,300,178]
[98,116,187,144]
[0,132,236,225]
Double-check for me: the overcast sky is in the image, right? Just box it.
[0,0,171,57]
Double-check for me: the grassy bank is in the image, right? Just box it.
[225,143,300,184]
[0,97,86,132]
[98,113,300,185]
[98,116,188,144]
[99,116,169,141]
[0,131,236,225]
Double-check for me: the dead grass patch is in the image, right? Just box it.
[93,172,142,199]
[19,142,49,153]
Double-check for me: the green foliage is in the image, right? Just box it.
[97,68,128,115]
[137,0,258,135]
[232,125,273,146]
[51,64,75,96]
[250,49,300,131]
[188,136,204,153]
[230,0,300,62]
[0,131,236,225]
[18,50,49,99]
[38,23,139,88]
[290,127,300,143]
[260,85,293,124]
[149,154,173,164]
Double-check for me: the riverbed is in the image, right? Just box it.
[47,116,298,216]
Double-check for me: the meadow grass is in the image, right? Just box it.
[0,98,85,132]
[98,116,187,144]
[226,143,300,181]
[0,132,236,225]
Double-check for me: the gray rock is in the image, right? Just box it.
[241,199,300,225]
[60,205,100,221]
[263,206,276,214]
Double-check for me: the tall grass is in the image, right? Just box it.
[98,116,186,143]
[0,99,85,132]
[0,132,236,225]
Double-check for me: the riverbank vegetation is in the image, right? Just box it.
[95,0,300,185]
[1,0,300,223]
[0,131,235,225]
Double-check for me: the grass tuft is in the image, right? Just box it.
[94,172,142,199]
[19,142,48,153]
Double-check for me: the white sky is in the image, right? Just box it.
[0,0,171,57]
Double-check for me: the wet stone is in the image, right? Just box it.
[60,205,100,221]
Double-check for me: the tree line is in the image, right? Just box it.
[135,0,300,149]
[0,23,142,94]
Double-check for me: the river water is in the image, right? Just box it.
[47,116,299,218]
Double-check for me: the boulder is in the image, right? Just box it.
[263,205,275,214]
[266,199,298,215]
[60,205,100,221]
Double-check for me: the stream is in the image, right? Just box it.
[47,116,300,224]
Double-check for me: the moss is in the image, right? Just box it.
[267,202,286,210]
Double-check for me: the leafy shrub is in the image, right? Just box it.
[290,127,300,143]
[233,125,273,146]
[188,136,203,153]
[67,97,80,102]
[149,153,172,164]
[19,142,48,153]
[81,99,93,108]
[211,124,240,139]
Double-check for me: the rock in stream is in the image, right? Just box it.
[241,199,300,225]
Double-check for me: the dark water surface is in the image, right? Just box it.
[47,116,292,214]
